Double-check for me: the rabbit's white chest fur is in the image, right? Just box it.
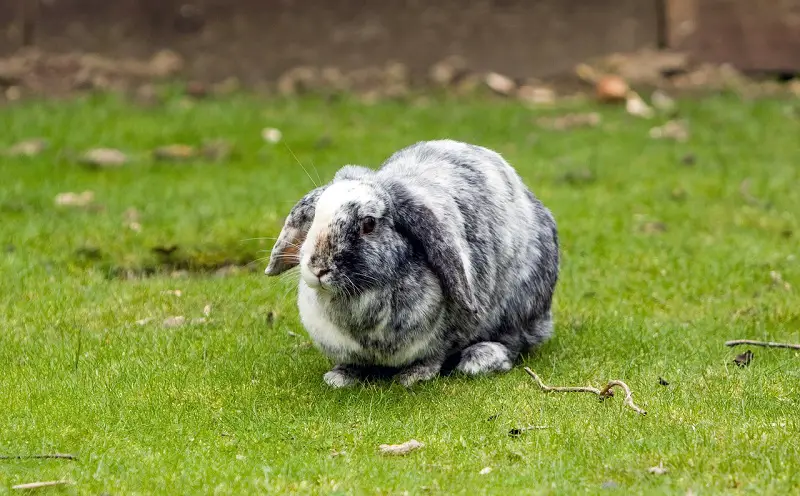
[297,281,435,366]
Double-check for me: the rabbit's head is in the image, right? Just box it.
[266,176,477,314]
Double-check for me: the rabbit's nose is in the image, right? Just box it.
[312,267,330,279]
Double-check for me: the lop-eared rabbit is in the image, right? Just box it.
[266,140,558,387]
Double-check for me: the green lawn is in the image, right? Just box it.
[1,91,799,495]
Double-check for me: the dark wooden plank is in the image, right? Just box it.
[26,0,662,82]
[0,0,21,55]
[686,0,800,72]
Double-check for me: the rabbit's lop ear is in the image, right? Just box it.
[391,185,478,314]
[265,186,326,276]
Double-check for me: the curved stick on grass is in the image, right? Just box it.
[0,453,77,460]
[524,367,646,416]
[725,340,800,350]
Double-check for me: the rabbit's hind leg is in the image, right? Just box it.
[455,342,514,376]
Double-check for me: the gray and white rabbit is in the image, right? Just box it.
[266,140,559,387]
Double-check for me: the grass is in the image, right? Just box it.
[1,90,799,495]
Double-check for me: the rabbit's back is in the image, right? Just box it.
[377,140,559,345]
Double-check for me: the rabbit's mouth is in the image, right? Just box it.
[301,263,334,291]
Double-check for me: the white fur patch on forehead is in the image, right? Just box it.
[314,180,376,224]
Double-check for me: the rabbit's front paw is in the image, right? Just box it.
[323,365,361,388]
[395,361,442,387]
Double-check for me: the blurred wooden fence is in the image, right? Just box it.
[1,0,798,82]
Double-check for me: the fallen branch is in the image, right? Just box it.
[524,367,647,416]
[0,453,77,460]
[725,340,800,351]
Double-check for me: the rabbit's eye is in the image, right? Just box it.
[361,216,376,235]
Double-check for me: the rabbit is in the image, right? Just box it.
[265,140,559,388]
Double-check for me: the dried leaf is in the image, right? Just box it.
[651,90,676,111]
[378,439,424,456]
[163,316,186,328]
[734,350,753,368]
[648,464,668,475]
[650,120,689,142]
[518,85,555,105]
[6,138,48,157]
[80,148,128,168]
[55,191,95,207]
[595,75,628,102]
[262,128,283,143]
[203,304,212,317]
[537,112,601,131]
[161,289,182,297]
[153,144,197,161]
[136,317,153,326]
[640,221,668,234]
[626,92,654,118]
[484,72,516,96]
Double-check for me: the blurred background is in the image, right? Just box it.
[1,0,799,101]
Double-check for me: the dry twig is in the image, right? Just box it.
[0,453,77,460]
[725,340,800,351]
[12,480,73,490]
[524,367,647,416]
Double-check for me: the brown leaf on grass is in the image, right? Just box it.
[626,92,654,118]
[595,75,629,102]
[640,221,668,234]
[650,120,689,142]
[378,439,424,456]
[80,148,128,168]
[651,90,676,111]
[734,350,754,368]
[163,316,186,328]
[153,144,197,162]
[536,112,601,130]
[55,191,95,207]
[203,304,212,317]
[161,289,182,297]
[518,85,555,105]
[648,464,668,475]
[6,138,48,157]
[484,72,516,96]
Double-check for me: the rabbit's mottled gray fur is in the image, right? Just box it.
[266,140,559,387]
